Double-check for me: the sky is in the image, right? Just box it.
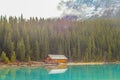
[0,0,62,18]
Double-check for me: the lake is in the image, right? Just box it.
[0,64,120,80]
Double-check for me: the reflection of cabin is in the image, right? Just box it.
[45,54,68,64]
[48,68,68,74]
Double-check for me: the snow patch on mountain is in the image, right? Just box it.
[58,0,120,20]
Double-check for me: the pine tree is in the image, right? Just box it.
[1,51,10,63]
[25,35,31,61]
[11,51,16,62]
[4,32,12,58]
[16,39,25,61]
[33,40,40,61]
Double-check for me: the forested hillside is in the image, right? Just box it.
[0,15,120,62]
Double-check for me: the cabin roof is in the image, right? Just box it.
[48,54,67,60]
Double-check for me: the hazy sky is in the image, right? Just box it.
[0,0,62,18]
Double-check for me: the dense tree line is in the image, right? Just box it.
[0,15,120,62]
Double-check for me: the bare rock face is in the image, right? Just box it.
[58,0,120,20]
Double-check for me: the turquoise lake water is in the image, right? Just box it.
[0,64,120,80]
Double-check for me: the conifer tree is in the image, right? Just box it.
[16,39,25,61]
[1,51,10,63]
[11,51,16,62]
[33,40,40,61]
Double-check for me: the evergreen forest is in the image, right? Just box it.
[0,15,120,62]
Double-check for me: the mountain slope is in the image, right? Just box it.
[58,0,120,20]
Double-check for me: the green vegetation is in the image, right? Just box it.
[1,51,10,63]
[0,15,120,62]
[10,51,16,62]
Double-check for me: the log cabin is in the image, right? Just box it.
[45,54,68,64]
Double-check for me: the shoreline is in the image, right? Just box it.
[67,61,120,66]
[0,61,120,69]
[0,61,44,69]
[67,62,105,65]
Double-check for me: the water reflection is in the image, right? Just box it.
[0,64,120,80]
[45,65,68,74]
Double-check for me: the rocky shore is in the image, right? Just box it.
[0,61,120,69]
